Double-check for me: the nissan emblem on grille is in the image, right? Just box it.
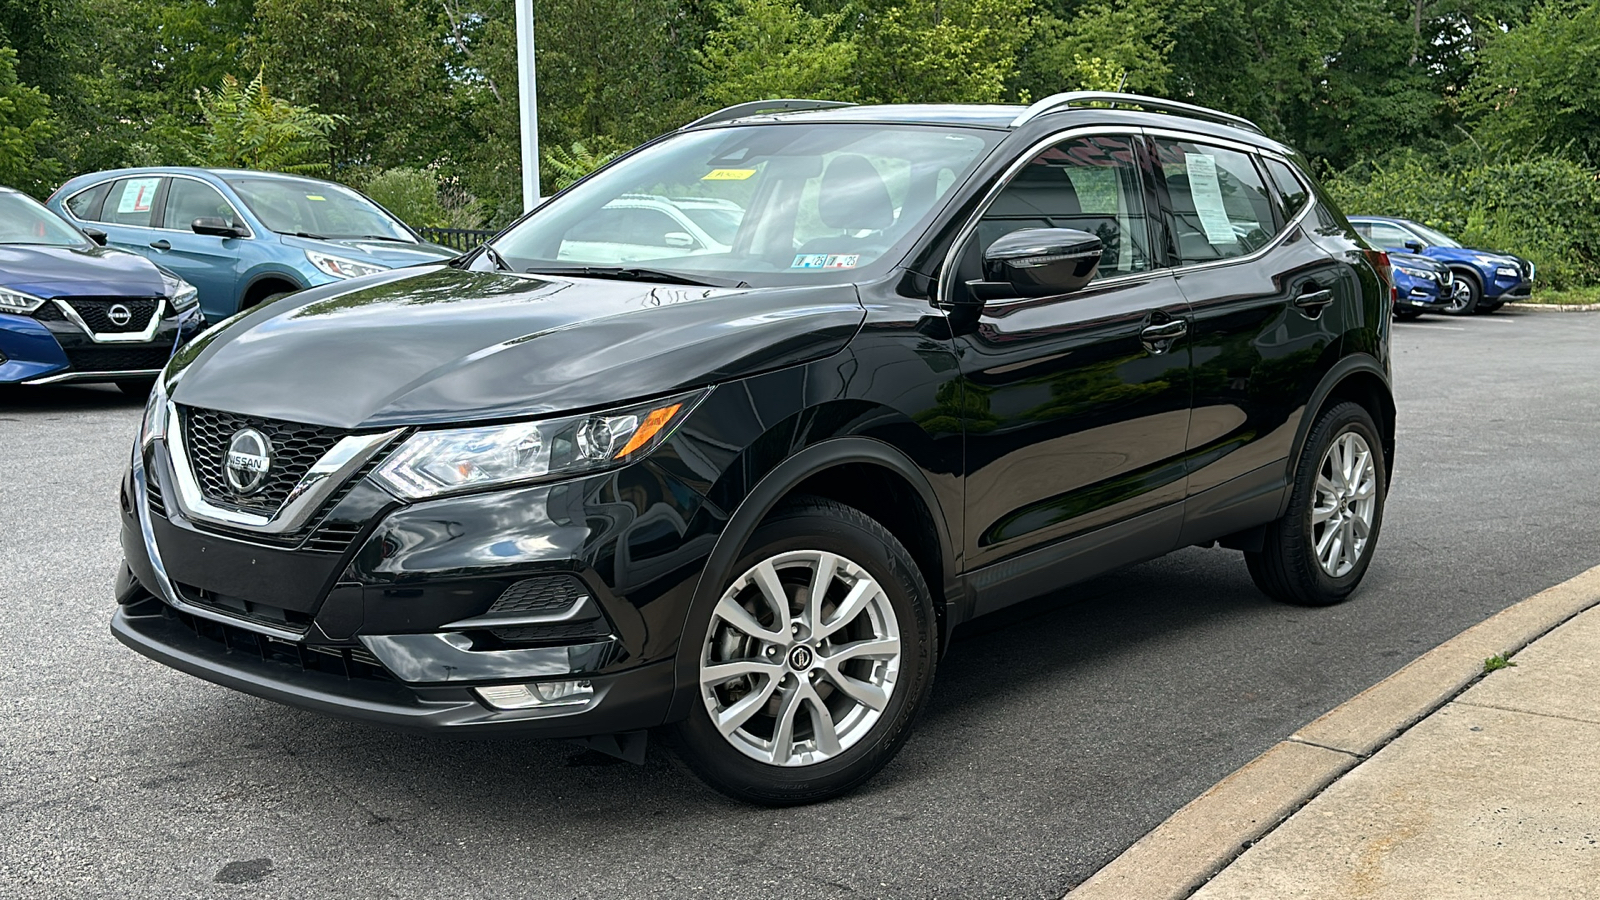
[107,303,133,327]
[224,428,274,495]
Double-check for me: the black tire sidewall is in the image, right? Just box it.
[672,499,936,805]
[1293,403,1387,598]
[1444,271,1481,315]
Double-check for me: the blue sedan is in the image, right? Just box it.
[0,187,205,393]
[1350,216,1533,315]
[1389,251,1463,319]
[47,168,458,324]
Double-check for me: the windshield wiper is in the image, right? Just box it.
[352,234,410,243]
[523,265,747,288]
[286,231,328,240]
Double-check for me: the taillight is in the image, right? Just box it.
[1363,249,1395,303]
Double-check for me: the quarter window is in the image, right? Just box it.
[65,183,111,221]
[971,134,1153,280]
[1264,158,1311,220]
[1154,139,1278,264]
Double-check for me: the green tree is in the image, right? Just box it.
[0,45,60,196]
[856,0,1037,103]
[192,71,342,172]
[700,0,858,104]
[1468,0,1600,161]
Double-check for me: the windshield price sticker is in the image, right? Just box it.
[117,177,161,215]
[703,168,757,181]
[1183,153,1238,246]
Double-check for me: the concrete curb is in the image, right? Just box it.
[1063,563,1600,900]
[1503,301,1600,312]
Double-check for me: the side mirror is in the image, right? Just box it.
[81,227,108,246]
[663,231,697,249]
[192,217,242,238]
[975,228,1103,299]
[1403,240,1424,253]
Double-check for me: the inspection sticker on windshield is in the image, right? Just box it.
[117,177,160,214]
[791,254,829,268]
[1183,153,1238,245]
[305,194,326,201]
[824,254,859,268]
[703,168,757,181]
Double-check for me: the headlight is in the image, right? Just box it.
[0,287,45,314]
[1395,266,1436,281]
[373,390,707,499]
[140,376,169,449]
[1495,266,1520,279]
[161,272,200,310]
[306,249,389,280]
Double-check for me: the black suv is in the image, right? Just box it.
[114,93,1395,805]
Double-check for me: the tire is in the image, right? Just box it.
[1477,300,1504,314]
[671,496,937,805]
[1442,271,1480,316]
[1246,401,1386,606]
[114,377,158,397]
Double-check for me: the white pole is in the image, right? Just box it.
[514,0,540,211]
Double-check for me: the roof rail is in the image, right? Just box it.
[1010,91,1264,134]
[682,99,856,130]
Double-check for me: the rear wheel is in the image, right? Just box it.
[1246,402,1386,606]
[672,497,936,805]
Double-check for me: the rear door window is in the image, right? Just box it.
[65,182,111,221]
[100,177,163,228]
[1153,139,1278,264]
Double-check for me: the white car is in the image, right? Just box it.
[557,195,742,264]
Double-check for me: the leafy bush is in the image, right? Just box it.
[0,45,60,197]
[1324,150,1600,288]
[543,140,624,193]
[362,166,485,229]
[191,70,342,173]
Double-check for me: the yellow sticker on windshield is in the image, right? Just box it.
[702,169,756,181]
[305,194,326,201]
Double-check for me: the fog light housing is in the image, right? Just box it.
[475,680,594,710]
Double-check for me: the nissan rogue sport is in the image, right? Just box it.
[113,93,1396,805]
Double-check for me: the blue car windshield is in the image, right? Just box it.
[491,123,1000,285]
[0,192,87,247]
[1407,221,1462,249]
[224,177,415,242]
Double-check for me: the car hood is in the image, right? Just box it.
[168,265,866,429]
[1420,246,1521,268]
[1388,251,1446,272]
[277,234,459,267]
[0,244,166,298]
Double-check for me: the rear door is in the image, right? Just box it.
[1148,133,1350,541]
[91,176,165,258]
[950,131,1193,596]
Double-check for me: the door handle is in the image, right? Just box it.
[149,240,171,251]
[1294,287,1334,313]
[1140,318,1187,353]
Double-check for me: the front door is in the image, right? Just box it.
[949,132,1193,585]
[151,177,250,318]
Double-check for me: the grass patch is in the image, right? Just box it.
[1483,652,1518,673]
[1520,285,1600,305]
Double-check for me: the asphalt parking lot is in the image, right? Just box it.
[4,310,1599,900]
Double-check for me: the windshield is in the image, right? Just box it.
[0,192,88,247]
[224,177,415,242]
[492,123,1000,284]
[1407,221,1462,249]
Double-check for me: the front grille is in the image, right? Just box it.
[489,576,590,615]
[30,302,66,322]
[147,471,167,519]
[489,620,611,643]
[175,581,312,633]
[63,345,172,372]
[182,407,347,515]
[304,522,365,553]
[58,296,160,333]
[162,603,391,681]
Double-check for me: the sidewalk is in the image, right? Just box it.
[1193,601,1600,898]
[1067,564,1600,900]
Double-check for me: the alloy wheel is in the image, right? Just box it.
[1311,431,1378,577]
[699,550,902,767]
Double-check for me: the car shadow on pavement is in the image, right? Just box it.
[0,383,144,411]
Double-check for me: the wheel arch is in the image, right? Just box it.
[237,271,305,312]
[1286,355,1396,508]
[664,436,959,724]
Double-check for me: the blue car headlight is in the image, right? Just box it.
[306,249,390,280]
[1395,266,1437,281]
[161,272,199,311]
[1494,265,1520,280]
[0,287,46,314]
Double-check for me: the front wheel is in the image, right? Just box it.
[1442,274,1479,316]
[671,496,936,805]
[1246,402,1386,606]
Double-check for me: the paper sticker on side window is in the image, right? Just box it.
[117,177,161,215]
[1183,153,1237,246]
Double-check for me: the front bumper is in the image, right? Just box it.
[114,420,712,739]
[0,302,203,385]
